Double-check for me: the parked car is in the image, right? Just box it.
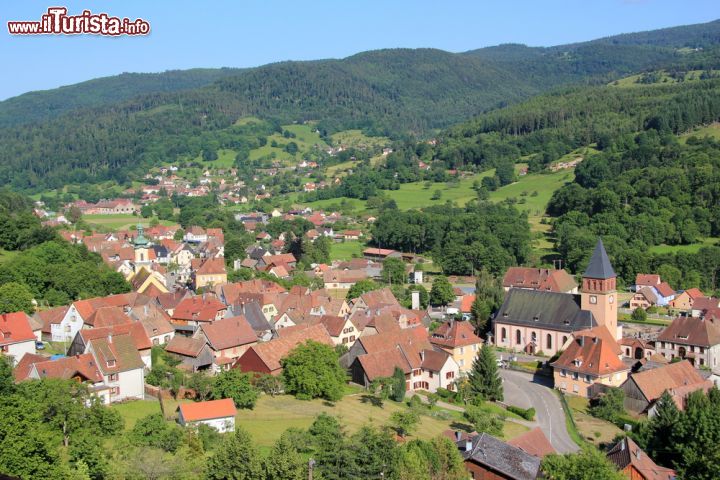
[36,341,45,350]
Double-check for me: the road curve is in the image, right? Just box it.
[500,369,579,454]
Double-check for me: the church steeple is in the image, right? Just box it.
[583,238,616,280]
[581,238,620,339]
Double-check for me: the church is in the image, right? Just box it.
[492,239,620,357]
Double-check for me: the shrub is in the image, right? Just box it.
[507,405,536,421]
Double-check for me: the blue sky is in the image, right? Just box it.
[0,0,718,100]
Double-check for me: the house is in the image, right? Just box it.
[229,301,274,340]
[652,282,676,306]
[177,398,236,433]
[493,238,620,356]
[635,274,661,292]
[129,267,169,295]
[430,320,482,372]
[154,289,192,317]
[184,226,208,243]
[233,323,333,376]
[277,315,359,347]
[129,303,175,346]
[551,326,629,398]
[85,334,145,402]
[630,287,659,310]
[342,230,362,241]
[691,297,720,318]
[619,337,656,360]
[502,267,578,294]
[655,315,720,371]
[669,288,705,311]
[36,305,69,342]
[621,360,713,414]
[165,335,215,372]
[194,316,258,372]
[53,293,148,342]
[606,437,675,480]
[362,248,402,262]
[16,353,110,403]
[171,296,227,329]
[0,312,37,365]
[323,269,368,289]
[347,327,459,393]
[69,322,153,369]
[457,432,541,480]
[192,258,227,290]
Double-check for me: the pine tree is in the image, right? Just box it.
[467,344,503,402]
[391,366,407,402]
[264,432,305,480]
[206,427,265,480]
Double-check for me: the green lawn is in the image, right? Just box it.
[330,129,390,149]
[330,240,365,261]
[381,171,495,210]
[190,148,238,168]
[680,123,720,143]
[113,394,528,449]
[248,124,330,166]
[565,395,622,447]
[83,214,177,231]
[488,169,574,219]
[647,237,718,254]
[112,399,186,430]
[326,160,359,177]
[610,69,719,88]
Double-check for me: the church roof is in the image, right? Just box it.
[584,238,616,280]
[494,289,596,332]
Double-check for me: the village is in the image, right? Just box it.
[3,200,718,479]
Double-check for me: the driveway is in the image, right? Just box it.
[500,369,579,454]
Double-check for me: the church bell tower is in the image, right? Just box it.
[581,238,620,339]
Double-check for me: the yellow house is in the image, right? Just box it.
[430,320,482,373]
[129,267,169,295]
[192,258,227,290]
[551,326,629,398]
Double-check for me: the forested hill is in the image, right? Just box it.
[1,19,720,190]
[2,17,719,131]
[0,68,244,128]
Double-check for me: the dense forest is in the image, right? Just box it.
[1,20,720,191]
[371,203,531,276]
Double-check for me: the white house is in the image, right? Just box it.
[0,312,37,366]
[52,303,86,342]
[86,334,145,402]
[177,398,237,433]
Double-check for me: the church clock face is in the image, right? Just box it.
[589,295,597,304]
[609,295,615,304]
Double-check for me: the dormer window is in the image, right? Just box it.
[533,315,539,322]
[107,360,116,368]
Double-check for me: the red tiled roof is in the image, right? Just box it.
[430,320,482,349]
[235,323,333,373]
[421,349,449,372]
[657,316,720,347]
[606,437,675,480]
[655,282,675,298]
[21,353,103,383]
[460,295,475,313]
[627,360,712,405]
[84,306,133,328]
[79,322,152,351]
[363,248,397,257]
[507,427,556,458]
[200,316,257,351]
[503,267,577,293]
[179,398,236,422]
[685,288,705,300]
[172,296,227,322]
[635,274,661,287]
[551,328,627,377]
[0,312,36,346]
[195,258,226,276]
[166,335,208,357]
[36,305,69,334]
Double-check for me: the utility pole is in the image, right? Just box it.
[308,459,316,480]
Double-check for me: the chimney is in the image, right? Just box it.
[621,440,626,451]
[455,431,462,442]
[592,336,598,344]
[420,350,425,363]
[579,336,585,347]
[411,291,420,310]
[465,439,472,452]
[108,334,113,344]
[635,449,641,460]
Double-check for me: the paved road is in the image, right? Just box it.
[500,369,579,454]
